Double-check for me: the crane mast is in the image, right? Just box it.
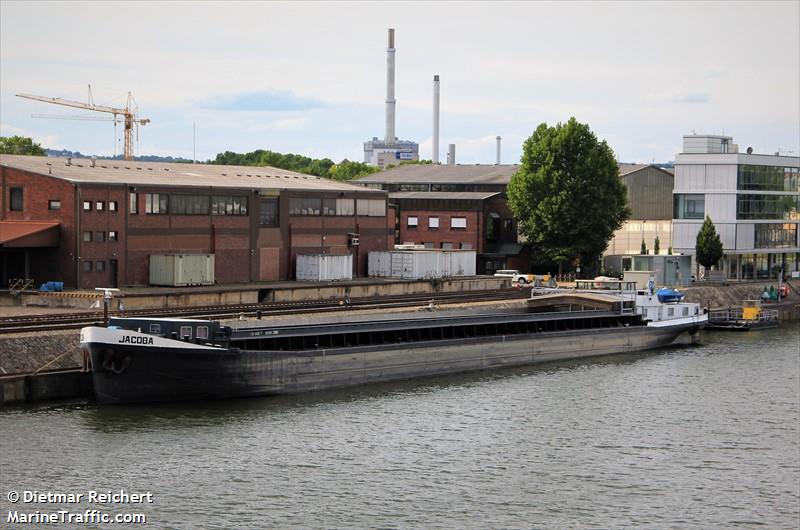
[16,88,150,161]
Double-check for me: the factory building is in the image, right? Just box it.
[357,164,527,273]
[363,28,419,168]
[605,164,675,256]
[0,155,391,289]
[671,134,799,279]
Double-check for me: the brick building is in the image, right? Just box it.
[357,164,529,273]
[1,155,391,288]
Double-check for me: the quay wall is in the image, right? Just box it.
[13,277,509,311]
[1,370,92,405]
[0,330,82,376]
[682,279,800,320]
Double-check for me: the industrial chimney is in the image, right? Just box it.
[496,136,501,164]
[385,28,396,146]
[447,144,456,165]
[432,75,440,164]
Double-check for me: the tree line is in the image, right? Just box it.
[210,149,379,181]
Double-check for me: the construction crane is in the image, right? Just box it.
[16,86,150,161]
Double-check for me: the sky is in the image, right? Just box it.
[1,1,798,165]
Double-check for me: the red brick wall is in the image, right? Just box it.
[287,212,389,278]
[1,167,78,287]
[3,168,393,287]
[76,184,127,288]
[397,210,481,251]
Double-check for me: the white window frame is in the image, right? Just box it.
[428,216,439,229]
[450,217,467,229]
[407,216,418,227]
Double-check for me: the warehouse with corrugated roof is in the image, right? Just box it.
[0,155,392,288]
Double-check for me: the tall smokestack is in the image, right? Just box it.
[447,143,456,165]
[496,136,501,164]
[432,75,440,164]
[385,28,396,146]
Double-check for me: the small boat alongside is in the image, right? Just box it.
[80,288,708,404]
[707,299,780,331]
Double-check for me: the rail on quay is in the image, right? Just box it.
[5,277,511,312]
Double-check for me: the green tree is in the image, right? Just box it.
[641,239,648,255]
[507,118,630,277]
[695,215,724,270]
[329,159,379,181]
[0,136,46,156]
[654,235,660,255]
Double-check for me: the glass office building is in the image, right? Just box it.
[672,135,799,280]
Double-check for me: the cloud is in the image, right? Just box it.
[673,92,711,103]
[0,122,62,149]
[198,90,325,112]
[646,90,711,104]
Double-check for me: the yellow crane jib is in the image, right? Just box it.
[16,89,150,161]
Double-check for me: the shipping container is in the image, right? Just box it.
[368,250,476,279]
[149,254,215,286]
[296,254,353,281]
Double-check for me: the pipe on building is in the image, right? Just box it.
[496,136,501,165]
[385,28,396,146]
[432,75,440,164]
[447,144,456,165]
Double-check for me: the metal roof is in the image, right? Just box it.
[618,163,674,178]
[359,162,670,184]
[0,155,382,194]
[357,164,520,184]
[388,191,502,200]
[0,220,60,247]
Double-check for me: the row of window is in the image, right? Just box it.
[410,242,473,250]
[83,231,118,243]
[737,165,799,192]
[82,260,108,273]
[407,216,468,229]
[754,223,798,249]
[737,194,799,220]
[127,192,249,216]
[82,200,118,212]
[675,193,800,221]
[288,198,386,217]
[145,323,209,340]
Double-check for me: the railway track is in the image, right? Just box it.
[0,288,531,334]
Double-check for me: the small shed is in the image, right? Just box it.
[604,254,691,287]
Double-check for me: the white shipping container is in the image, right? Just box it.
[368,250,476,279]
[296,254,353,281]
[149,254,215,287]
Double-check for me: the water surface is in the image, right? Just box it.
[1,327,798,528]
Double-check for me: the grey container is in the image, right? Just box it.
[149,254,215,286]
[368,250,476,279]
[296,254,353,281]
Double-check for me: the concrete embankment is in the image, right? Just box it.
[0,330,87,405]
[681,279,800,320]
[1,280,797,405]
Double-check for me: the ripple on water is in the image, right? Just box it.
[1,327,798,528]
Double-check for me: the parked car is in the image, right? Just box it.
[493,269,534,284]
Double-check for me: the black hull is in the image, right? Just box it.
[87,323,701,404]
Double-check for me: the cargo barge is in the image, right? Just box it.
[80,290,707,404]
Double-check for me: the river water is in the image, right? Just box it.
[1,326,798,529]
